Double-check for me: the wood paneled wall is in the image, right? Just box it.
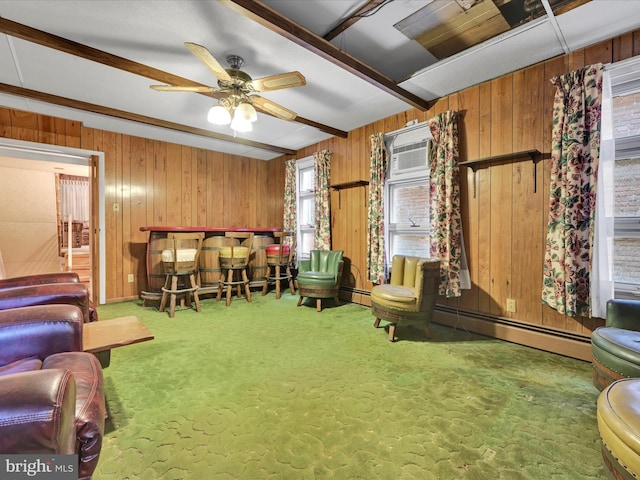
[0,111,285,302]
[279,28,640,341]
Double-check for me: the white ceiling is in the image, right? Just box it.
[0,155,89,177]
[0,0,639,161]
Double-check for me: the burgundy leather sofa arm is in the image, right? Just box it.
[0,273,98,322]
[0,305,83,366]
[0,272,80,288]
[0,283,91,322]
[44,353,106,480]
[0,369,77,454]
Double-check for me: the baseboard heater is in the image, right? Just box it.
[341,287,592,362]
[434,305,592,362]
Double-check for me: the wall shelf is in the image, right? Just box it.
[330,180,369,208]
[330,180,369,190]
[459,149,541,171]
[459,149,542,196]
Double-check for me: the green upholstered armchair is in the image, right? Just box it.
[296,250,344,312]
[591,299,640,390]
[371,255,440,342]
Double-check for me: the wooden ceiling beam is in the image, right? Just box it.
[0,82,297,155]
[323,0,387,41]
[0,17,218,95]
[223,0,432,111]
[0,16,347,140]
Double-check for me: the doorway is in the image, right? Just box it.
[0,138,106,304]
[56,172,91,291]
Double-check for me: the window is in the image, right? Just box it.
[612,88,640,297]
[387,179,430,259]
[296,156,315,261]
[384,124,432,263]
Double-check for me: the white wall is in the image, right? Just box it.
[0,164,61,277]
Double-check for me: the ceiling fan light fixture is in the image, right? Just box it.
[153,44,305,135]
[230,115,253,133]
[207,104,231,125]
[235,102,258,122]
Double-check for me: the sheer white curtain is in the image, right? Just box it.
[591,68,615,318]
[59,175,89,222]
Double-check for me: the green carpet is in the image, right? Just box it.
[93,292,604,479]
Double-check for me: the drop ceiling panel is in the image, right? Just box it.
[402,19,564,99]
[0,39,22,85]
[262,0,366,36]
[556,1,640,52]
[326,1,438,81]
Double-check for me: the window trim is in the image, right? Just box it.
[384,175,431,264]
[295,156,314,262]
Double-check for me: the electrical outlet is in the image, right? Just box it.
[113,203,120,212]
[506,298,516,313]
[127,273,135,283]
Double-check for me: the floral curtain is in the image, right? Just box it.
[542,63,603,317]
[282,159,297,251]
[367,133,388,284]
[428,110,466,298]
[314,150,332,250]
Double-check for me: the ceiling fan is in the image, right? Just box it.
[150,42,306,129]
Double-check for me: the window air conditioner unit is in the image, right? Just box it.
[387,123,431,176]
[391,140,429,174]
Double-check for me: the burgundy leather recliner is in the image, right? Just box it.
[0,273,110,367]
[0,304,106,480]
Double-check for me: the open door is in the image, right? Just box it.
[90,155,100,306]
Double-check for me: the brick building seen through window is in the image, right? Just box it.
[613,91,640,290]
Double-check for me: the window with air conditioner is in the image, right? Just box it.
[384,123,432,263]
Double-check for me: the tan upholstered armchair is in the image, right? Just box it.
[371,255,440,342]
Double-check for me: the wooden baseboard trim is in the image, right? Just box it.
[106,295,139,304]
[341,287,592,362]
[340,287,372,307]
[433,308,592,362]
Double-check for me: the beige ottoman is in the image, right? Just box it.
[598,377,640,479]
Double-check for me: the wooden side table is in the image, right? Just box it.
[83,316,154,354]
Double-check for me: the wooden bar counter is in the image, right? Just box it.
[139,226,280,301]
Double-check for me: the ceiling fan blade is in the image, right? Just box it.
[251,96,297,121]
[184,42,231,82]
[250,72,306,92]
[150,85,215,93]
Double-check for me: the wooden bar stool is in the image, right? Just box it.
[198,235,228,298]
[159,232,203,318]
[262,231,296,299]
[217,232,254,306]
